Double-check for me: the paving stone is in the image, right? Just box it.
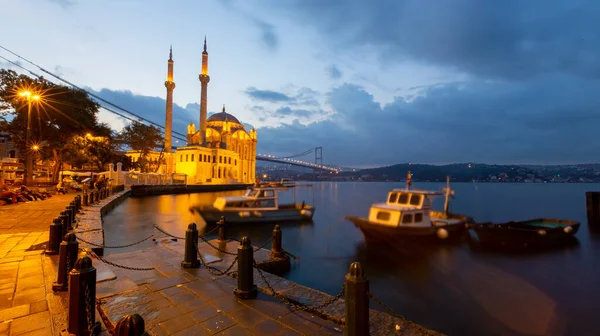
[251,319,286,334]
[172,325,212,336]
[226,306,268,328]
[158,315,196,335]
[200,314,236,334]
[0,321,9,334]
[276,327,303,336]
[216,324,255,335]
[206,295,246,314]
[148,276,188,292]
[0,304,30,321]
[176,299,208,314]
[188,305,221,323]
[30,300,48,314]
[8,311,51,335]
[12,287,45,307]
[16,327,53,336]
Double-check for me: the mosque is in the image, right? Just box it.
[127,38,257,184]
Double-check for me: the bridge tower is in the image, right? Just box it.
[199,36,210,145]
[314,146,323,178]
[164,46,176,173]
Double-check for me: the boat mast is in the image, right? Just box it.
[443,176,454,214]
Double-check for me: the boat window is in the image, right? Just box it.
[409,194,422,206]
[376,211,391,221]
[251,199,275,207]
[258,191,265,198]
[388,193,398,203]
[402,214,413,224]
[265,190,275,197]
[247,190,259,197]
[398,193,409,204]
[414,213,423,223]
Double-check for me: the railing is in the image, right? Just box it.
[107,162,187,187]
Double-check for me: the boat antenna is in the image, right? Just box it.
[406,171,412,190]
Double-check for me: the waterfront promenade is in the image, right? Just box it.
[0,190,439,336]
[0,194,79,336]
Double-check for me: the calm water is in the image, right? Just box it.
[103,182,600,336]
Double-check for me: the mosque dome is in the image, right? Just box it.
[207,111,241,124]
[206,105,246,133]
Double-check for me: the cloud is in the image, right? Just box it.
[327,65,343,80]
[245,87,294,102]
[257,75,600,166]
[91,89,194,139]
[267,0,600,80]
[92,72,600,166]
[220,0,279,51]
[48,0,76,7]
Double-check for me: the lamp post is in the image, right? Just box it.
[19,91,40,186]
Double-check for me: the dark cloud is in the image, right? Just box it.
[92,89,194,138]
[245,87,294,102]
[327,65,343,80]
[257,75,600,166]
[253,19,279,51]
[220,0,279,51]
[269,0,600,80]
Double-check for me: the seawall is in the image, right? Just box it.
[130,183,251,197]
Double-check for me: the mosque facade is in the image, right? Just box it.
[126,38,257,184]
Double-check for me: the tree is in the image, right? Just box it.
[62,125,120,171]
[116,121,163,173]
[0,69,104,182]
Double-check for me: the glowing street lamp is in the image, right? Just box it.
[19,90,41,186]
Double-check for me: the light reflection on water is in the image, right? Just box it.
[103,182,600,336]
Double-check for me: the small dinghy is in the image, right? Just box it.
[468,218,580,250]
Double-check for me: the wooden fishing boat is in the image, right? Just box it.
[468,218,580,250]
[345,175,473,243]
[189,185,315,225]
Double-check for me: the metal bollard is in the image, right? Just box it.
[75,195,81,210]
[83,190,88,206]
[181,223,200,268]
[234,236,257,299]
[217,216,227,242]
[89,190,95,204]
[115,313,146,336]
[68,255,101,336]
[344,262,369,336]
[271,224,284,259]
[61,210,71,232]
[53,233,79,292]
[66,205,75,230]
[44,217,63,255]
[94,190,99,202]
[67,204,75,230]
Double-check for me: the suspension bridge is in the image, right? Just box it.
[256,147,339,173]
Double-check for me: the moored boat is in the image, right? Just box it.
[468,218,580,250]
[189,185,315,225]
[345,174,473,243]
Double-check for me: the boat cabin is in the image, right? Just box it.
[213,187,288,211]
[368,190,443,227]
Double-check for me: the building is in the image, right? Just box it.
[0,133,20,180]
[126,38,257,184]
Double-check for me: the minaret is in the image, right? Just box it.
[199,36,210,145]
[164,45,175,152]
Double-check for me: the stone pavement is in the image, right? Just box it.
[0,194,77,336]
[0,194,78,234]
[95,240,344,335]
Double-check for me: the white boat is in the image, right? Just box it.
[345,175,473,242]
[189,185,315,225]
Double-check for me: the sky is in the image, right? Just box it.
[2,0,600,167]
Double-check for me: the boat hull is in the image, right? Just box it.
[345,216,469,244]
[468,218,580,250]
[191,205,315,225]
